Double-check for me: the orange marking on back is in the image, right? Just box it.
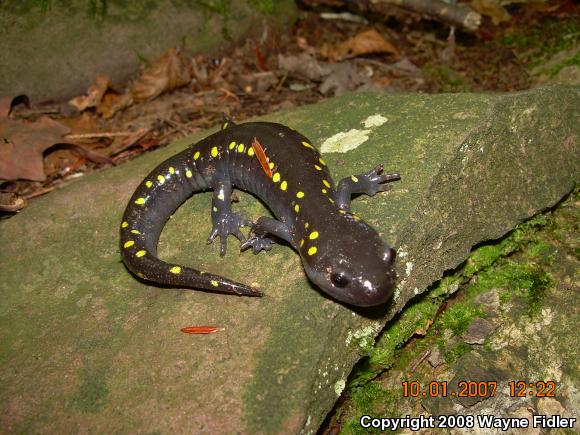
[251,137,273,179]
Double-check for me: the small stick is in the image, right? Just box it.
[64,132,135,140]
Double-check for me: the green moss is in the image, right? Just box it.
[348,299,438,388]
[435,303,485,337]
[195,0,231,38]
[341,384,400,435]
[444,342,472,364]
[248,0,273,13]
[423,64,472,92]
[500,18,580,67]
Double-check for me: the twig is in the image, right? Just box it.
[64,131,135,140]
[410,349,431,372]
[23,187,55,200]
[371,0,481,31]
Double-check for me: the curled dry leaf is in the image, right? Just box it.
[0,116,71,181]
[131,48,192,102]
[319,28,398,61]
[97,92,133,119]
[0,192,27,213]
[68,75,109,111]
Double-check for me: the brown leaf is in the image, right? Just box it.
[277,53,332,81]
[319,28,398,61]
[68,75,109,111]
[131,48,192,102]
[0,116,70,181]
[97,92,133,119]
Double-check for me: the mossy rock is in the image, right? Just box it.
[0,86,578,433]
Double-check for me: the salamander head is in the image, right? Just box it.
[301,217,396,307]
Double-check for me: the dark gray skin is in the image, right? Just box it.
[120,119,400,306]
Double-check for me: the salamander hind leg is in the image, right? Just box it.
[336,164,401,210]
[240,217,292,254]
[207,181,251,257]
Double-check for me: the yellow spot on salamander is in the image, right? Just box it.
[211,146,218,158]
[169,167,175,174]
[314,165,322,171]
[339,209,346,214]
[186,169,193,178]
[319,158,326,165]
[223,122,228,129]
[229,141,236,150]
[130,229,141,235]
[308,246,317,256]
[136,250,146,258]
[237,143,245,153]
[123,240,135,248]
[300,239,304,247]
[305,222,310,229]
[135,197,146,205]
[329,198,335,204]
[302,141,313,149]
[294,204,300,213]
[157,175,165,184]
[121,221,129,228]
[280,180,287,191]
[211,280,219,287]
[296,191,304,199]
[272,172,280,183]
[170,266,181,274]
[351,175,358,182]
[309,231,319,240]
[322,179,331,188]
[248,147,255,157]
[217,191,225,201]
[322,188,327,194]
[268,162,275,170]
[194,151,200,160]
[145,180,153,188]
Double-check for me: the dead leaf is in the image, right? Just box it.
[319,29,398,61]
[0,95,30,118]
[319,63,371,96]
[97,92,133,119]
[277,53,332,81]
[68,75,109,111]
[0,116,70,181]
[0,192,26,213]
[131,48,192,101]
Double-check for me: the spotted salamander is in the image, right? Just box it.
[120,119,400,307]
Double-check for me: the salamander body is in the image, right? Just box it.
[120,120,400,306]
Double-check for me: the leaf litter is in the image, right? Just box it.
[1,2,575,214]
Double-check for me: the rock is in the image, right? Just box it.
[0,87,578,433]
[462,317,494,345]
[0,1,296,101]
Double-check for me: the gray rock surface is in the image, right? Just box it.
[0,87,578,433]
[1,1,296,101]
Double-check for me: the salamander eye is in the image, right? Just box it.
[330,272,350,288]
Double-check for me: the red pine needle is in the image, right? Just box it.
[181,326,224,334]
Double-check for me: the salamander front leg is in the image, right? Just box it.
[335,164,400,211]
[207,181,251,257]
[240,217,292,254]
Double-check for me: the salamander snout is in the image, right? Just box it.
[306,243,397,307]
